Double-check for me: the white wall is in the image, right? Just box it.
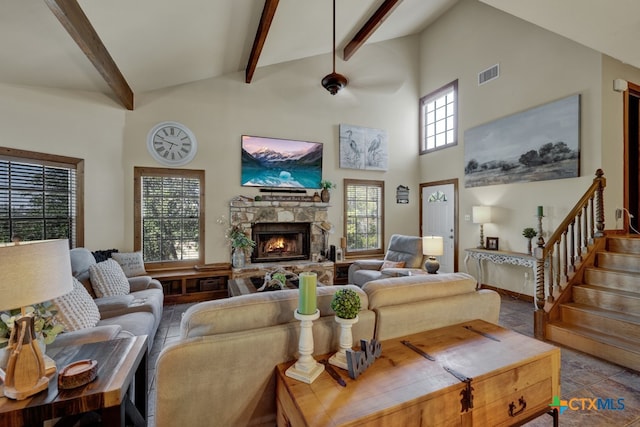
[0,83,127,249]
[122,37,422,263]
[418,0,608,295]
[600,55,640,227]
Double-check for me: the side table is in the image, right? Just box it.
[0,335,148,427]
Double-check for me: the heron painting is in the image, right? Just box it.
[339,124,388,170]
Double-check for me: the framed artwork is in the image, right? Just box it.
[486,237,499,251]
[464,94,580,188]
[339,124,388,170]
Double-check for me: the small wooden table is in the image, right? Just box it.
[0,336,148,427]
[276,320,560,426]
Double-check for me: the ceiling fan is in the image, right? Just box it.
[321,0,348,95]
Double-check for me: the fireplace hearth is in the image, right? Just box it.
[251,222,310,263]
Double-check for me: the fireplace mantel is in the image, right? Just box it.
[229,198,330,264]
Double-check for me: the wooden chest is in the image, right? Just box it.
[276,319,560,426]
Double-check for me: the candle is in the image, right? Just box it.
[298,272,317,315]
[537,206,544,217]
[340,237,347,249]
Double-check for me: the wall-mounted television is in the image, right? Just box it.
[241,135,323,189]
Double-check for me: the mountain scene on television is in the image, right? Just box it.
[241,139,323,189]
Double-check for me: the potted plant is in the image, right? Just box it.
[328,288,362,369]
[229,225,255,268]
[319,179,336,203]
[218,216,256,268]
[522,227,537,255]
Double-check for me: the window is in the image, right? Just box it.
[134,167,204,268]
[0,147,83,246]
[420,79,458,154]
[344,179,384,256]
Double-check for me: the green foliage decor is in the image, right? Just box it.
[319,180,336,190]
[217,216,256,250]
[330,289,361,319]
[0,302,64,348]
[522,227,537,239]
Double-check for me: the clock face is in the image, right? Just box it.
[147,121,197,166]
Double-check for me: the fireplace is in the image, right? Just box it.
[251,222,311,263]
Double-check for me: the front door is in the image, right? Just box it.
[625,82,640,232]
[420,179,458,273]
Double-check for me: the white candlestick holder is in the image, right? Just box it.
[329,315,358,370]
[285,309,324,384]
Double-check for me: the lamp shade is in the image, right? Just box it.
[422,236,444,256]
[472,206,493,224]
[0,239,73,311]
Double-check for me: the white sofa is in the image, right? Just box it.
[155,272,500,427]
[50,248,164,350]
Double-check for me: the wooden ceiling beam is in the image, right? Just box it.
[44,0,135,110]
[246,0,279,83]
[343,0,403,61]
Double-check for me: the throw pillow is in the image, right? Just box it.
[92,248,119,263]
[52,278,101,331]
[111,252,147,277]
[89,259,130,297]
[381,260,405,270]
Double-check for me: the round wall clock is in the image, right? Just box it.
[147,121,198,166]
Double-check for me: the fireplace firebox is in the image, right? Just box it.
[251,222,311,263]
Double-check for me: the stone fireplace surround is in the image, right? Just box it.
[229,197,334,283]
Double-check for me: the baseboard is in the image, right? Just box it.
[480,284,534,303]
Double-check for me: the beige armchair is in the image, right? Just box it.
[348,234,425,287]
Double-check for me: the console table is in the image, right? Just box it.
[464,248,537,289]
[276,320,560,426]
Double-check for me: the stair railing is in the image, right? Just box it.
[533,169,606,339]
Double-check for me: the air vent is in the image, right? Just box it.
[478,64,499,85]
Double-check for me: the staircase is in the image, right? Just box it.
[545,235,640,371]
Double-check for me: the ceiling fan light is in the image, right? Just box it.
[321,72,348,95]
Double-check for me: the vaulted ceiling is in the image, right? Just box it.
[2,0,639,109]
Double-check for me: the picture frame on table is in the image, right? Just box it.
[486,237,499,250]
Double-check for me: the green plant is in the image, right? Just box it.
[217,216,256,250]
[522,227,537,239]
[330,289,361,319]
[319,180,336,190]
[0,302,65,348]
[272,272,286,285]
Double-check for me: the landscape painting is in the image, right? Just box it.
[464,94,580,188]
[339,124,388,171]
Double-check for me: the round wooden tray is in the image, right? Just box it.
[57,359,98,389]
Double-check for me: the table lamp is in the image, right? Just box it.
[472,206,493,249]
[422,236,444,274]
[0,239,73,400]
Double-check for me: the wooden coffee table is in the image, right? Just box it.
[0,335,148,427]
[228,277,325,297]
[276,320,560,426]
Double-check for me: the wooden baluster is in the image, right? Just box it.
[594,169,606,237]
[588,195,595,243]
[560,232,568,289]
[547,246,554,303]
[575,211,583,263]
[582,205,589,250]
[569,220,576,273]
[534,255,545,340]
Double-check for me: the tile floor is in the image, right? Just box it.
[147,294,640,427]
